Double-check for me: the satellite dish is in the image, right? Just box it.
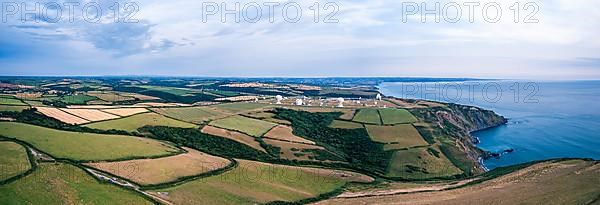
[376,93,382,101]
[275,95,283,104]
[337,97,344,107]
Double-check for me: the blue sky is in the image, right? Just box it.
[0,0,599,79]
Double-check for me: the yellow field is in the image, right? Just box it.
[86,148,231,185]
[35,107,89,124]
[100,108,149,117]
[60,108,120,121]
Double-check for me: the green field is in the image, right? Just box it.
[0,97,26,106]
[386,146,463,179]
[60,94,98,104]
[85,112,197,132]
[0,163,152,204]
[0,141,31,181]
[329,120,364,129]
[137,85,198,96]
[352,108,381,124]
[378,108,417,124]
[0,105,29,112]
[209,115,277,137]
[210,102,270,113]
[151,107,227,123]
[365,124,429,150]
[0,122,179,161]
[151,160,348,204]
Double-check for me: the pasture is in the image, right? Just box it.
[378,108,417,124]
[329,120,364,129]
[100,108,149,117]
[60,94,98,104]
[86,91,135,102]
[386,146,463,179]
[0,97,26,106]
[0,105,29,112]
[0,163,152,204]
[352,108,381,124]
[263,139,325,161]
[201,126,267,153]
[151,106,227,123]
[263,125,316,145]
[365,124,429,150]
[150,159,371,204]
[0,122,180,161]
[87,148,231,185]
[209,115,277,137]
[85,112,196,132]
[210,102,270,113]
[0,141,31,181]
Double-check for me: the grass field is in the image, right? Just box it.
[263,139,325,161]
[0,163,152,204]
[210,102,270,113]
[0,97,26,106]
[378,108,418,124]
[329,120,364,129]
[151,107,228,123]
[87,91,135,102]
[263,125,316,144]
[365,124,429,150]
[0,122,180,161]
[151,159,370,204]
[0,105,29,112]
[0,141,31,181]
[87,148,230,185]
[209,115,277,137]
[201,126,267,153]
[85,112,197,132]
[60,94,98,104]
[352,108,381,124]
[386,146,463,179]
[321,160,600,205]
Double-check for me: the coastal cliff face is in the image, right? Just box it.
[409,101,507,174]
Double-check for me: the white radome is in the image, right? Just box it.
[337,97,344,107]
[275,95,283,104]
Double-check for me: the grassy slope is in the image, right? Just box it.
[60,94,98,104]
[151,107,227,123]
[210,102,270,113]
[378,108,417,124]
[386,146,463,179]
[0,122,179,161]
[0,97,26,106]
[0,163,153,205]
[85,112,197,132]
[328,120,364,129]
[209,115,277,137]
[352,108,381,124]
[320,160,600,205]
[152,160,348,204]
[0,141,31,181]
[0,105,29,112]
[365,124,428,150]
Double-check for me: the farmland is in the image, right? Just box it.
[378,108,418,124]
[0,163,153,204]
[60,108,120,121]
[0,105,29,112]
[263,125,316,144]
[101,108,149,117]
[0,122,180,161]
[35,107,89,124]
[209,102,271,113]
[151,106,228,123]
[209,115,277,137]
[0,97,26,106]
[150,159,372,204]
[85,112,197,132]
[86,148,231,185]
[352,108,381,124]
[263,139,326,161]
[86,91,135,102]
[386,146,463,179]
[201,126,267,152]
[365,124,429,150]
[0,141,31,181]
[329,120,364,129]
[59,94,98,104]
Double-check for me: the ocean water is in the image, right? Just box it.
[379,80,600,170]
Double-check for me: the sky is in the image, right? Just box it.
[0,0,599,79]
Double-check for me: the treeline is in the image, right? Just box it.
[0,109,131,136]
[138,126,274,160]
[274,108,392,175]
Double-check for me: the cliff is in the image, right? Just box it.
[409,101,508,174]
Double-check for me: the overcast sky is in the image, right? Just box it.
[0,0,599,79]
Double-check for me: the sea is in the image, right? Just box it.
[379,80,600,170]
